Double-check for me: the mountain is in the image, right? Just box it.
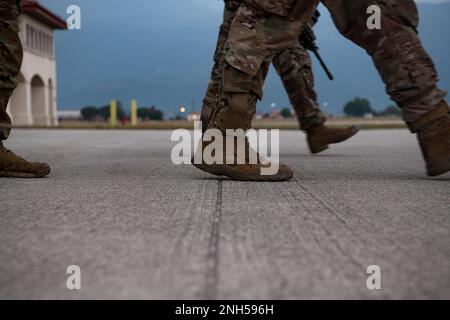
[41,0,450,115]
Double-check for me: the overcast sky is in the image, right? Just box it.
[38,0,449,114]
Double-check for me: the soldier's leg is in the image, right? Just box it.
[272,46,325,131]
[208,61,262,132]
[322,0,446,123]
[194,2,299,181]
[0,0,23,141]
[194,57,295,181]
[323,0,450,176]
[272,46,359,154]
[201,0,240,132]
[0,0,51,178]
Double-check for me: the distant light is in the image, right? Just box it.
[180,106,187,113]
[323,102,329,107]
[271,103,277,109]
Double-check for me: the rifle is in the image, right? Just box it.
[300,11,334,81]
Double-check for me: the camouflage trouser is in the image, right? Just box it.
[273,46,326,130]
[203,0,321,132]
[201,0,325,132]
[0,0,23,140]
[322,0,447,123]
[200,0,241,132]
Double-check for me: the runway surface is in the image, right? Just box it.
[0,129,449,299]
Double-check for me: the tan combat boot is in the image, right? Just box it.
[192,138,294,182]
[306,124,360,154]
[408,101,450,177]
[0,142,51,178]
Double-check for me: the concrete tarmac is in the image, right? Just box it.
[0,129,449,299]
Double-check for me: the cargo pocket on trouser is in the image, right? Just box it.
[0,19,23,88]
[210,63,260,132]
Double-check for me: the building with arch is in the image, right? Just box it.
[7,0,66,126]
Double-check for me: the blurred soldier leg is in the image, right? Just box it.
[322,0,450,176]
[273,46,359,154]
[0,0,50,178]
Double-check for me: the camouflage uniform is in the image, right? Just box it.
[204,0,320,133]
[0,0,22,140]
[196,0,450,179]
[272,45,325,130]
[201,0,325,132]
[321,0,447,123]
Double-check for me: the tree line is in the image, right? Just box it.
[343,98,401,117]
[80,97,400,122]
[270,98,401,119]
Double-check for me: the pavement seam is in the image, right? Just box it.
[204,179,223,299]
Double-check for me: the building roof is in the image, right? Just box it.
[22,0,67,30]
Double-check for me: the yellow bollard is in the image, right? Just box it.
[131,100,138,127]
[110,99,117,127]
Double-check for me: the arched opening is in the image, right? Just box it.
[48,78,56,125]
[31,75,47,125]
[8,73,30,125]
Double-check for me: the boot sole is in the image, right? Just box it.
[309,126,360,155]
[0,167,51,178]
[427,158,450,177]
[193,163,293,182]
[309,144,329,155]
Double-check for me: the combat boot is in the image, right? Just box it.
[0,142,51,178]
[192,138,294,182]
[306,124,360,154]
[408,101,450,177]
